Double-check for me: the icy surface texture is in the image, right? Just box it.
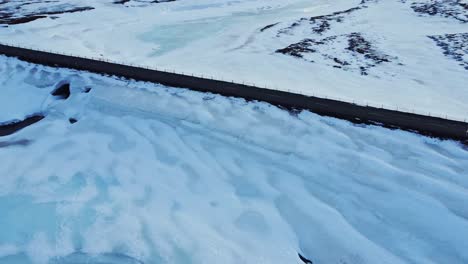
[1,56,468,264]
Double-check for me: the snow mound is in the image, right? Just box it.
[1,56,468,264]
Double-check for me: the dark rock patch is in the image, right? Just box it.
[0,114,44,137]
[429,33,468,70]
[308,6,361,33]
[260,22,279,32]
[276,39,317,58]
[269,0,391,76]
[276,33,396,75]
[113,0,132,4]
[360,0,379,4]
[298,253,313,264]
[51,82,70,99]
[113,0,176,5]
[40,6,95,16]
[0,1,95,25]
[68,118,78,124]
[347,32,391,65]
[3,15,47,25]
[288,108,302,117]
[202,95,216,101]
[83,87,92,93]
[275,4,366,36]
[409,0,467,23]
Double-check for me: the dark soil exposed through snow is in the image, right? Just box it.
[0,115,44,137]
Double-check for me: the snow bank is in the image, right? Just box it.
[0,56,468,264]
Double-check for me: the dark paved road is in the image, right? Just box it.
[0,44,466,142]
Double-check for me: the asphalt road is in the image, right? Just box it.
[0,44,466,142]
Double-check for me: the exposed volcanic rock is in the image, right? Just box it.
[260,22,279,32]
[270,1,417,75]
[276,39,317,58]
[51,82,71,100]
[276,1,373,36]
[113,0,131,4]
[0,0,177,25]
[0,1,95,25]
[83,87,92,93]
[276,33,396,75]
[429,33,468,70]
[298,253,313,264]
[410,0,467,23]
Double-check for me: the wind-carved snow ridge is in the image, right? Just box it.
[1,56,468,264]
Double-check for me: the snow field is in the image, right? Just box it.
[0,55,468,264]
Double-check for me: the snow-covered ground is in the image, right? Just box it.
[1,55,468,264]
[0,0,467,120]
